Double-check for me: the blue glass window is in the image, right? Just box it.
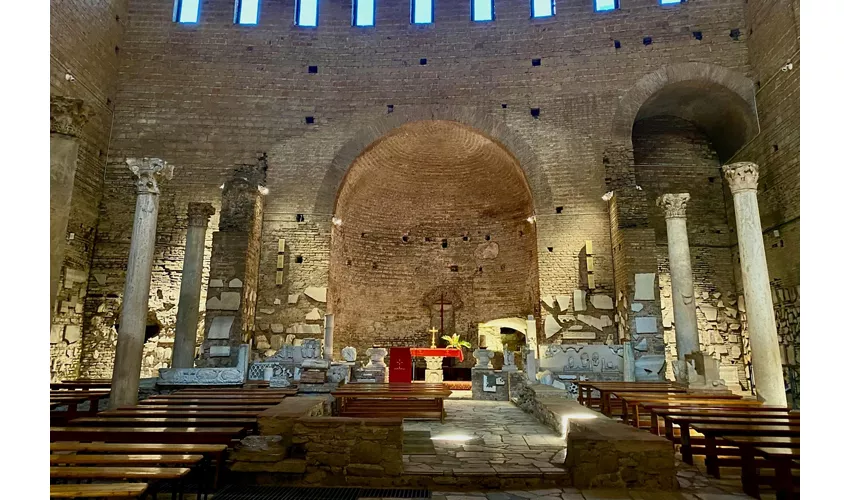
[531,0,555,18]
[412,0,433,24]
[353,0,375,27]
[174,0,200,23]
[472,0,494,22]
[595,0,618,12]
[296,0,319,27]
[236,0,260,25]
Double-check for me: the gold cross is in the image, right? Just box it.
[428,327,438,334]
[428,327,438,348]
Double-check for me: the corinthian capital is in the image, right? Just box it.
[657,193,690,219]
[126,158,174,195]
[187,202,215,227]
[50,95,94,138]
[722,162,760,194]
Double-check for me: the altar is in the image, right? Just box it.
[410,347,463,383]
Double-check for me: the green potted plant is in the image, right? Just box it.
[441,333,472,350]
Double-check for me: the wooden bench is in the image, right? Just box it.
[139,398,281,406]
[101,409,263,418]
[69,416,258,432]
[50,483,149,499]
[688,422,800,477]
[131,404,278,412]
[50,466,191,498]
[50,454,204,467]
[50,426,246,445]
[576,382,685,412]
[333,383,451,422]
[50,442,228,488]
[661,414,800,452]
[720,436,800,499]
[647,406,799,435]
[51,381,112,391]
[612,392,756,423]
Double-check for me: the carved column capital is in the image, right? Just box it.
[722,162,760,194]
[50,95,94,138]
[187,202,215,227]
[126,158,174,195]
[656,193,691,219]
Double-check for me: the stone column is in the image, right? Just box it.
[50,96,93,319]
[171,203,216,368]
[657,194,701,362]
[723,162,786,406]
[323,314,334,362]
[110,158,174,408]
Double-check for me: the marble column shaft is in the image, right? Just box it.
[323,314,334,361]
[657,193,700,360]
[172,203,215,369]
[723,162,787,406]
[50,96,93,319]
[110,158,173,409]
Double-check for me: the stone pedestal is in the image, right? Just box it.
[525,347,539,384]
[366,347,387,369]
[723,162,786,405]
[424,356,444,382]
[202,156,267,367]
[473,348,494,369]
[172,203,215,368]
[110,158,174,408]
[50,96,93,319]
[471,369,510,401]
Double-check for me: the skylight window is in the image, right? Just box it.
[472,0,494,22]
[353,0,375,27]
[412,0,433,24]
[531,0,555,18]
[174,0,200,23]
[236,0,260,25]
[296,0,319,27]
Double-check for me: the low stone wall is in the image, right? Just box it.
[515,385,677,490]
[292,417,404,486]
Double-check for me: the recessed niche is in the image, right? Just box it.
[530,108,540,118]
[614,40,621,49]
[693,31,703,40]
[441,239,448,249]
[547,247,554,253]
[308,65,318,73]
[450,265,459,272]
[484,234,491,241]
[556,206,563,214]
[295,255,303,263]
[419,58,427,65]
[402,235,410,243]
[305,116,315,124]
[643,37,652,46]
[462,235,469,242]
[531,58,541,66]
[296,214,305,222]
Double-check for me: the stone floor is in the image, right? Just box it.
[395,401,770,500]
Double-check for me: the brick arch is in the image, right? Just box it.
[313,106,554,215]
[610,62,758,162]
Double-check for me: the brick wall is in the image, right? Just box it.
[72,0,769,378]
[50,0,129,380]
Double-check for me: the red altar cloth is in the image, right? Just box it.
[389,347,412,383]
[409,347,464,363]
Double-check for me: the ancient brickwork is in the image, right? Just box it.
[49,0,129,380]
[73,0,762,376]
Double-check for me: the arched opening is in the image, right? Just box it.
[328,120,540,367]
[629,77,757,388]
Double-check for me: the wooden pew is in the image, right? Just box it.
[69,416,257,431]
[139,398,281,406]
[51,454,203,466]
[333,383,451,422]
[720,436,800,499]
[50,426,246,445]
[101,409,263,418]
[688,422,800,477]
[51,380,112,391]
[647,406,799,435]
[131,404,277,412]
[612,392,756,424]
[50,466,190,498]
[50,442,228,488]
[575,382,685,411]
[661,414,799,451]
[50,483,149,499]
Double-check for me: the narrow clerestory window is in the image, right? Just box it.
[353,0,376,27]
[472,0,494,22]
[174,0,200,23]
[595,0,619,12]
[531,0,555,18]
[412,0,433,24]
[296,0,319,27]
[235,0,261,25]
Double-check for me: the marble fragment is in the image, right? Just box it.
[544,315,561,338]
[255,335,271,350]
[631,302,644,312]
[590,294,614,310]
[270,324,284,333]
[304,287,327,303]
[305,308,322,321]
[573,290,587,311]
[634,273,656,300]
[635,316,657,333]
[562,331,596,340]
[259,308,274,315]
[288,294,299,304]
[556,295,572,311]
[50,325,63,344]
[701,305,718,322]
[542,295,555,309]
[552,380,566,390]
[93,273,107,285]
[208,316,234,339]
[210,279,224,288]
[64,325,81,343]
[210,345,231,357]
[634,338,648,351]
[273,298,281,305]
[229,278,243,288]
[738,296,746,312]
[577,314,612,331]
[205,297,222,310]
[219,292,241,310]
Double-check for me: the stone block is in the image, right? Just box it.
[64,325,81,343]
[573,290,587,311]
[304,287,327,303]
[219,291,241,310]
[635,317,657,333]
[50,324,63,344]
[634,273,656,301]
[562,331,596,340]
[208,316,234,339]
[590,294,614,310]
[210,345,231,357]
